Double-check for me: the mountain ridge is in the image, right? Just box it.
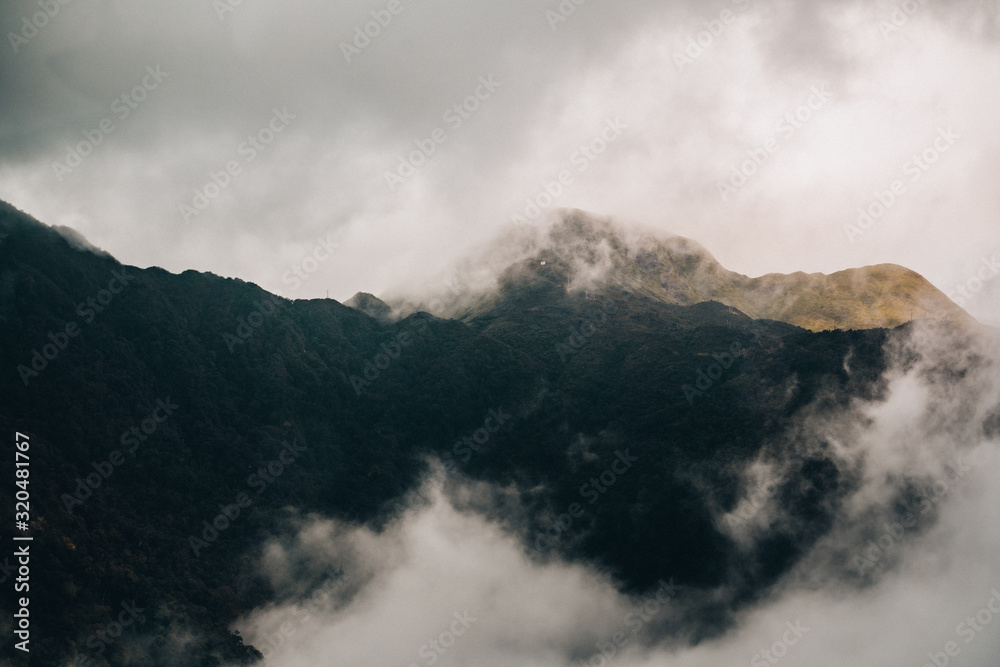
[378,209,972,333]
[0,200,971,665]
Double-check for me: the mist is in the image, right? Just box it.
[5,2,1000,663]
[227,320,1000,666]
[2,0,999,325]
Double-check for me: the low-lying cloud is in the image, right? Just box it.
[229,321,1000,667]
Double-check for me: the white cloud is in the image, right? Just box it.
[1,0,998,325]
[232,322,1000,667]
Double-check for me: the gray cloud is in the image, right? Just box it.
[227,322,1000,667]
[1,0,998,328]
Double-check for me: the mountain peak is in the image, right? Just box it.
[386,208,973,332]
[344,292,395,323]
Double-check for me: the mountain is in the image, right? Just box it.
[342,292,394,324]
[385,210,972,332]
[0,201,971,665]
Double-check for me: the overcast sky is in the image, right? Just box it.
[1,0,998,322]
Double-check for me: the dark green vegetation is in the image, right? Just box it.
[0,202,908,665]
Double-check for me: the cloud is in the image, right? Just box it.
[228,321,1000,667]
[1,0,999,326]
[233,485,654,667]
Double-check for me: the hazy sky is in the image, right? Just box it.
[1,0,998,323]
